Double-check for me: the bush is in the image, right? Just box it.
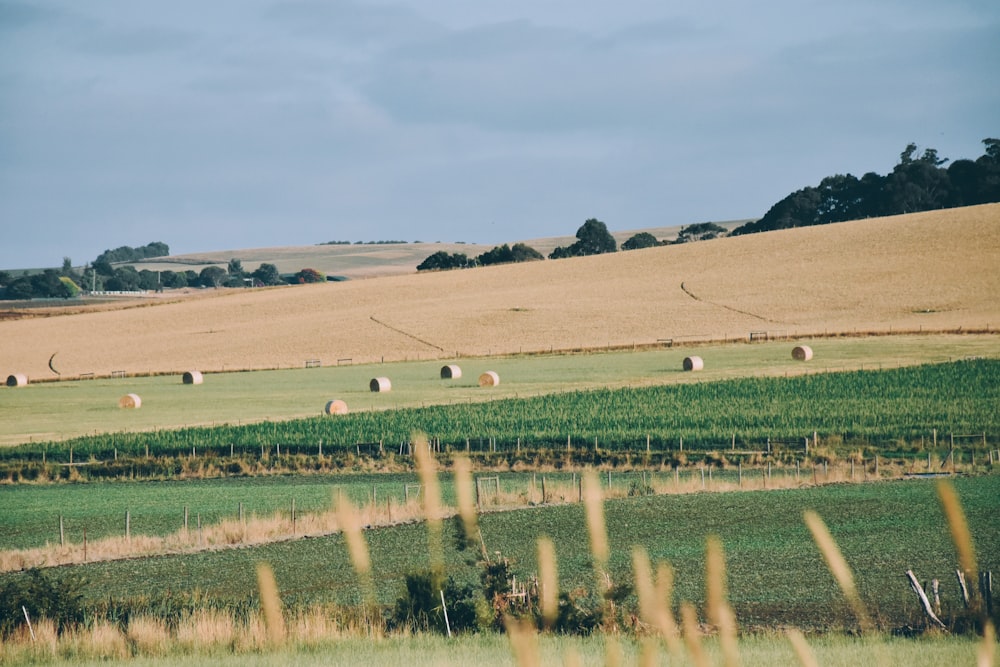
[0,569,85,637]
[390,568,488,634]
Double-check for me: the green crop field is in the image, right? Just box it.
[4,475,995,633]
[4,357,997,469]
[2,334,996,446]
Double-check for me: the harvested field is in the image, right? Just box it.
[0,205,997,380]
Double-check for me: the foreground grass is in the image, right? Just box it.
[0,631,988,666]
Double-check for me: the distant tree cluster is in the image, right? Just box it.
[416,243,544,272]
[549,219,617,258]
[94,242,170,265]
[320,240,410,245]
[732,138,1000,236]
[672,222,728,244]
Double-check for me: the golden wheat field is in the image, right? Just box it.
[1,204,998,380]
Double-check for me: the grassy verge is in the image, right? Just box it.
[0,631,988,666]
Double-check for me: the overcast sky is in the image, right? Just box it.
[1,0,997,270]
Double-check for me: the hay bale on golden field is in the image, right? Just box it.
[370,377,391,392]
[324,399,349,415]
[478,370,500,387]
[119,393,142,408]
[182,370,204,385]
[792,345,814,361]
[6,373,28,387]
[683,356,704,371]
[440,364,462,379]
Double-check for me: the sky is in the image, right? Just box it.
[1,1,998,270]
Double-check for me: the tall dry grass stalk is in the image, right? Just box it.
[537,536,559,630]
[581,469,609,567]
[127,615,171,656]
[581,468,610,625]
[655,561,683,657]
[504,615,540,667]
[453,455,482,556]
[63,620,129,660]
[638,637,659,667]
[604,633,623,667]
[413,431,444,571]
[705,535,741,667]
[785,628,820,667]
[632,544,683,658]
[979,620,996,667]
[803,510,873,633]
[680,601,710,667]
[335,495,376,608]
[256,561,287,645]
[936,480,979,587]
[174,609,238,651]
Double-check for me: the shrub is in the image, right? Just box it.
[0,569,85,637]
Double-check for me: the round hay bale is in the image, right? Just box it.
[182,370,204,385]
[119,393,142,409]
[370,377,391,393]
[6,373,28,387]
[683,356,704,372]
[792,345,814,361]
[440,364,462,379]
[478,371,500,387]
[324,399,349,415]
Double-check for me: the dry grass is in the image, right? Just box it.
[2,205,997,379]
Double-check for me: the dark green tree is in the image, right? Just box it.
[251,263,282,286]
[622,232,662,250]
[199,266,227,288]
[549,218,617,258]
[477,243,543,266]
[105,266,140,291]
[160,270,187,288]
[417,251,471,271]
[574,218,617,255]
[673,222,729,244]
[6,276,34,300]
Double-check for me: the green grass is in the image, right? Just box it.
[8,633,987,667]
[7,475,996,632]
[2,334,996,446]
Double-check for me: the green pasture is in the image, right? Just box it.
[2,334,996,446]
[6,475,996,632]
[3,356,997,466]
[10,633,986,667]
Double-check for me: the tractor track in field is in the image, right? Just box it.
[680,281,789,325]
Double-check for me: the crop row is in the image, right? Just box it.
[3,359,997,463]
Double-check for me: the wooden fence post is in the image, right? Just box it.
[59,515,65,547]
[125,509,131,542]
[905,570,946,629]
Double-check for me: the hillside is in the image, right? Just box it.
[0,205,997,380]
[123,222,743,280]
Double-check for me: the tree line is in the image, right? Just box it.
[417,219,729,271]
[731,138,1000,235]
[0,244,333,299]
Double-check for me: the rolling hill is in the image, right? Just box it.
[0,204,998,381]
